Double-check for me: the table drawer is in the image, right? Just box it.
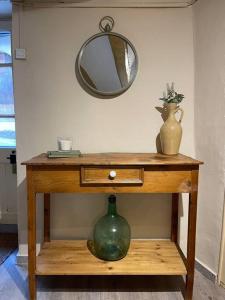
[81,166,144,185]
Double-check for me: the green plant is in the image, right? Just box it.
[159,83,184,104]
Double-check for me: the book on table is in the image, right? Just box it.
[47,150,81,158]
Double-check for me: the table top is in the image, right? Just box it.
[22,153,203,166]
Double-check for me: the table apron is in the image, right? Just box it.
[30,168,193,193]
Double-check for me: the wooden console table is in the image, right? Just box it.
[22,153,203,300]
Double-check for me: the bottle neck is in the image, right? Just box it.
[166,105,177,121]
[168,110,176,120]
[107,200,117,215]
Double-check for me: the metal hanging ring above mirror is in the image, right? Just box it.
[99,16,115,32]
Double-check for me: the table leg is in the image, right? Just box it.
[44,193,50,242]
[185,170,199,300]
[27,166,36,300]
[171,193,179,243]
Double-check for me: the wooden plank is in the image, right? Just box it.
[36,240,187,276]
[27,166,37,300]
[32,168,192,193]
[185,170,199,300]
[175,243,187,269]
[22,153,203,166]
[171,193,179,242]
[44,193,50,242]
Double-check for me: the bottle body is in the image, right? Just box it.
[93,195,131,261]
[160,103,183,155]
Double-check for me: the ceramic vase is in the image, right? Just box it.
[160,103,184,155]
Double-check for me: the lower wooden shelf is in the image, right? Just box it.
[36,240,187,276]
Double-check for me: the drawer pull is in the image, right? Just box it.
[109,170,117,179]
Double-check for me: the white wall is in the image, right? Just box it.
[193,0,225,274]
[12,6,195,256]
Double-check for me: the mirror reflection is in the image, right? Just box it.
[78,33,138,96]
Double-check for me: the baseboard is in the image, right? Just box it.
[16,243,41,265]
[16,253,28,265]
[195,259,217,282]
[0,212,17,224]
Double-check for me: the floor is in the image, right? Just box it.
[0,251,225,300]
[0,232,18,265]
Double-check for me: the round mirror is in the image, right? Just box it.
[77,32,138,96]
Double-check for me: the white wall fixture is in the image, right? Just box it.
[15,48,26,60]
[12,0,198,8]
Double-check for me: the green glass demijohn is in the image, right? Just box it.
[93,195,131,261]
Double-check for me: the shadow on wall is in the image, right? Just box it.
[50,194,175,240]
[155,104,169,153]
[17,178,44,250]
[18,190,184,244]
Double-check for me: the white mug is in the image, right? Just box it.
[57,137,72,151]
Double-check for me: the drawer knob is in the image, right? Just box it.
[109,170,117,179]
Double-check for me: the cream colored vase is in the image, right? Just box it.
[160,103,184,155]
